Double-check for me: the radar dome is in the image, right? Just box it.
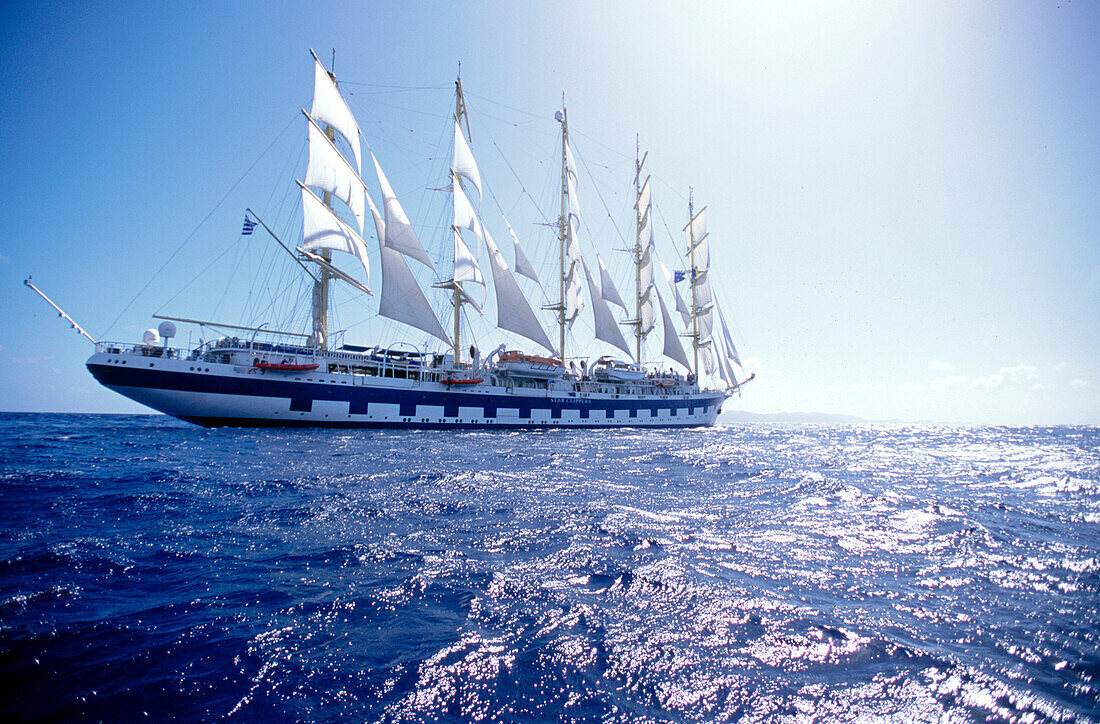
[142,329,160,346]
[157,321,177,339]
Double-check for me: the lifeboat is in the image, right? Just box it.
[495,351,565,380]
[443,377,484,385]
[592,356,646,383]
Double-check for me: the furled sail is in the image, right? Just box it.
[452,119,482,200]
[595,252,626,309]
[656,289,691,370]
[367,193,450,345]
[582,258,632,358]
[310,56,362,174]
[304,114,366,234]
[483,227,555,353]
[370,152,435,271]
[298,183,370,281]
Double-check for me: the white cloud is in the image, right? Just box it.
[929,360,954,372]
[929,375,967,390]
[1071,379,1089,388]
[970,364,1039,389]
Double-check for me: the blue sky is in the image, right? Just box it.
[1,1,1097,424]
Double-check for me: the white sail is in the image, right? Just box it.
[567,175,581,227]
[311,56,362,174]
[452,119,482,200]
[555,135,587,324]
[370,152,435,271]
[715,302,741,367]
[693,231,710,270]
[483,228,555,353]
[696,305,715,341]
[693,269,713,309]
[639,240,655,294]
[565,142,578,187]
[656,289,690,370]
[639,291,656,337]
[595,252,626,309]
[582,258,632,358]
[699,340,716,375]
[660,260,692,329]
[505,219,540,285]
[637,204,652,250]
[452,173,485,297]
[304,114,365,234]
[367,193,450,345]
[452,172,480,235]
[713,325,739,387]
[685,206,706,248]
[299,183,370,281]
[565,261,584,324]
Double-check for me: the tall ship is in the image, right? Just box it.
[35,53,752,428]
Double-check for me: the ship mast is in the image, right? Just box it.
[557,102,569,362]
[309,61,340,351]
[452,73,470,365]
[633,136,646,363]
[688,190,699,376]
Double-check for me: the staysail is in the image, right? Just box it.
[483,227,555,353]
[582,258,632,358]
[656,289,691,370]
[371,152,435,271]
[368,193,450,345]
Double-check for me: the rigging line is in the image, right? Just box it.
[361,96,451,120]
[652,198,685,266]
[490,139,553,225]
[157,241,240,313]
[102,112,299,339]
[338,80,450,91]
[570,138,629,249]
[463,90,555,123]
[570,127,634,162]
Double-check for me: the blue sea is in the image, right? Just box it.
[1,414,1097,722]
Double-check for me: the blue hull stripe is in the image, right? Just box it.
[87,364,726,422]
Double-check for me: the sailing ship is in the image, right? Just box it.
[70,52,752,428]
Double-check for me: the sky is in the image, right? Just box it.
[1,0,1097,424]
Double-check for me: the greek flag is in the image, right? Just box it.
[242,217,257,235]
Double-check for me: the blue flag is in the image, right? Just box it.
[673,270,687,283]
[242,217,257,236]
